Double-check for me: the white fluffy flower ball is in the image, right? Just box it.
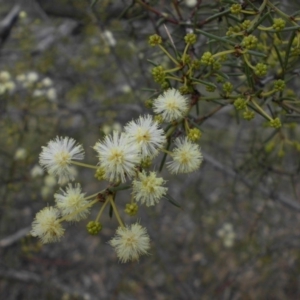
[93,131,141,183]
[153,88,189,122]
[167,137,203,174]
[31,207,65,243]
[109,223,150,263]
[39,136,84,184]
[124,115,166,159]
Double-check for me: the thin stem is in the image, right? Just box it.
[164,66,183,73]
[243,54,255,70]
[71,161,98,169]
[109,195,125,228]
[59,198,99,223]
[95,197,109,222]
[182,43,189,61]
[267,1,298,26]
[158,45,179,65]
[251,99,272,120]
[165,76,183,82]
[212,49,235,58]
[85,190,105,200]
[160,148,173,156]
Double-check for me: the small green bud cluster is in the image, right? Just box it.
[144,99,153,108]
[152,66,165,84]
[184,33,197,45]
[230,4,242,14]
[241,20,251,30]
[140,157,152,168]
[206,85,216,92]
[181,54,191,64]
[241,35,258,49]
[191,59,201,69]
[148,34,162,46]
[179,85,193,94]
[254,63,268,77]
[272,18,286,31]
[187,128,202,142]
[160,81,170,89]
[226,25,241,36]
[269,117,282,129]
[243,110,255,120]
[234,98,247,110]
[87,221,102,235]
[154,114,164,124]
[219,54,228,63]
[212,61,221,70]
[273,79,285,92]
[124,203,138,216]
[223,82,233,94]
[95,167,106,180]
[200,52,215,65]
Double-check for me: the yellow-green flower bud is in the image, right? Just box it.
[140,156,152,168]
[144,99,153,108]
[234,97,247,110]
[241,35,258,49]
[95,167,106,181]
[241,20,251,30]
[219,54,227,63]
[152,66,165,84]
[154,115,164,124]
[149,34,162,46]
[206,85,216,92]
[181,54,191,64]
[272,18,286,31]
[274,79,285,92]
[223,82,233,94]
[184,33,197,45]
[212,61,221,70]
[269,117,281,129]
[188,128,202,142]
[230,4,242,14]
[179,85,193,94]
[87,221,102,235]
[254,63,268,77]
[124,203,138,216]
[191,59,201,69]
[243,110,255,120]
[226,25,241,36]
[161,81,170,90]
[200,51,215,65]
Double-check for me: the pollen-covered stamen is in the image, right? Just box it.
[109,149,125,164]
[54,151,71,166]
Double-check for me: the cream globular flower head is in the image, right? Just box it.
[109,223,150,263]
[167,137,203,174]
[39,136,84,185]
[93,131,141,183]
[132,171,167,207]
[31,207,65,243]
[54,183,90,221]
[124,115,166,159]
[153,88,189,122]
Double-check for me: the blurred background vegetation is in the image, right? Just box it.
[1,0,300,299]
